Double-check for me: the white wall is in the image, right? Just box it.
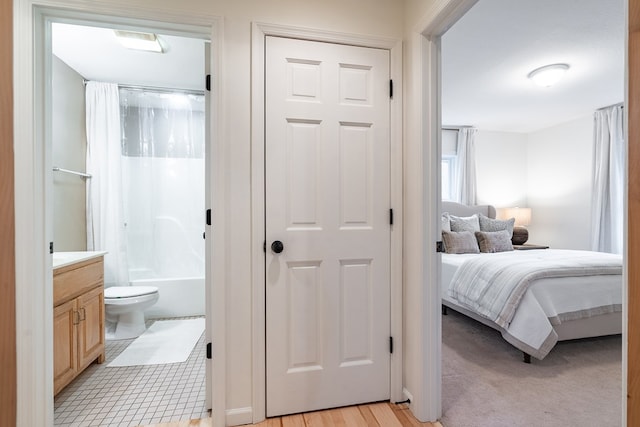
[526,115,594,249]
[52,55,87,251]
[402,0,447,421]
[113,0,404,421]
[471,117,594,249]
[475,130,527,207]
[402,0,430,422]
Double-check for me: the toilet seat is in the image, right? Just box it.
[105,285,158,299]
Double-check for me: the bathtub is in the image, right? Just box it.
[129,276,205,318]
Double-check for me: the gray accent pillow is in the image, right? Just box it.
[442,212,451,232]
[449,214,480,233]
[479,213,515,237]
[475,230,514,253]
[442,231,480,254]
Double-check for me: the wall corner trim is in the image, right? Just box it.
[226,407,253,426]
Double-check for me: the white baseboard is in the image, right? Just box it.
[225,407,253,426]
[402,387,415,407]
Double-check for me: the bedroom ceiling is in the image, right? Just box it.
[52,23,205,91]
[441,0,625,133]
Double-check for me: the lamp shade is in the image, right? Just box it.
[497,207,531,227]
[499,207,532,227]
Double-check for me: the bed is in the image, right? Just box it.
[440,201,622,363]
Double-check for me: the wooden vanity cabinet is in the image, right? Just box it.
[53,256,105,396]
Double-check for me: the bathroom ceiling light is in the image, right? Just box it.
[115,30,164,53]
[527,63,570,87]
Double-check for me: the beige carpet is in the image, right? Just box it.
[441,308,622,427]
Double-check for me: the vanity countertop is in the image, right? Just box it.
[53,251,108,270]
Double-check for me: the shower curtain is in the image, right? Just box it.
[85,82,129,287]
[119,88,205,279]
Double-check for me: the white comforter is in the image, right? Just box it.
[442,249,622,359]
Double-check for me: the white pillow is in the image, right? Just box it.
[441,212,451,232]
[449,214,480,233]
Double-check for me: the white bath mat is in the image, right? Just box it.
[108,318,205,367]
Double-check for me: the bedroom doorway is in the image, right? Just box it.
[435,1,625,425]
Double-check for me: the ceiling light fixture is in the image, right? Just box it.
[527,63,570,87]
[115,30,164,53]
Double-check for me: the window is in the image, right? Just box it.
[442,155,456,201]
[441,129,458,202]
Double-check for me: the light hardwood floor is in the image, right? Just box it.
[141,402,442,427]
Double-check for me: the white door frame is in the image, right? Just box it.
[407,0,478,421]
[13,3,226,426]
[250,22,403,423]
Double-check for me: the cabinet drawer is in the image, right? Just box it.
[54,259,104,306]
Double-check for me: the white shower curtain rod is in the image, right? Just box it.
[82,79,204,96]
[53,166,92,179]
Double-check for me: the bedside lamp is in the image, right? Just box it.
[500,207,532,245]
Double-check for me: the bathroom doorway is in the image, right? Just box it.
[49,19,213,426]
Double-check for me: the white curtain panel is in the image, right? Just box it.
[591,104,624,254]
[85,82,129,287]
[455,127,478,205]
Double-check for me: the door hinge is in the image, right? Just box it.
[389,336,394,354]
[206,209,211,226]
[389,79,393,99]
[49,241,54,254]
[263,240,266,253]
[389,208,394,226]
[436,241,445,253]
[206,74,211,91]
[206,342,212,359]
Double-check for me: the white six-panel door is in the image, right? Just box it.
[265,36,391,417]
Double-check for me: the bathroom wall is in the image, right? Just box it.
[52,55,87,251]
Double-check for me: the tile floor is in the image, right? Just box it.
[54,318,209,427]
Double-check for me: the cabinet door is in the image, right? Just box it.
[54,299,78,395]
[77,286,105,369]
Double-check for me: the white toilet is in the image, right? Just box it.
[104,286,160,340]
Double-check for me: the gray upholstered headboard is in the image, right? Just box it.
[441,201,496,219]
